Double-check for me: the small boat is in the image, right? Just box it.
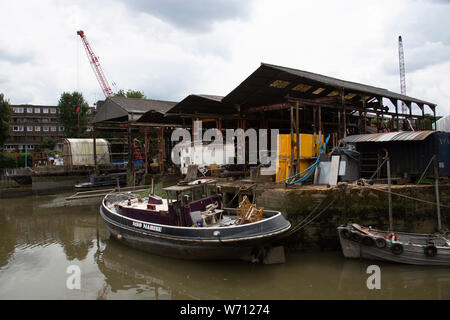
[338,223,450,266]
[99,179,291,262]
[337,151,450,266]
[75,172,127,190]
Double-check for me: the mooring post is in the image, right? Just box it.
[432,155,442,231]
[386,151,393,232]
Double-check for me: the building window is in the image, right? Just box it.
[43,126,49,132]
[35,126,41,131]
[51,126,57,132]
[13,125,24,132]
[14,108,24,113]
[42,118,49,123]
[50,108,56,114]
[43,108,49,113]
[59,126,64,131]
[27,107,33,113]
[34,108,40,113]
[27,126,33,132]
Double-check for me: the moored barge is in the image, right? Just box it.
[100,179,291,262]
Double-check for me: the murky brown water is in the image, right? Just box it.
[0,193,449,300]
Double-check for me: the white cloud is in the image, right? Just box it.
[0,0,448,116]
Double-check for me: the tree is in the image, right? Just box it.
[115,89,147,99]
[57,91,90,138]
[0,93,12,147]
[38,137,56,151]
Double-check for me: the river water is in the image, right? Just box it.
[0,193,449,300]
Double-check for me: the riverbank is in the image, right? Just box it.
[219,181,450,251]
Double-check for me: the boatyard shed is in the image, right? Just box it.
[163,63,438,180]
[91,96,178,178]
[222,63,437,137]
[342,131,450,178]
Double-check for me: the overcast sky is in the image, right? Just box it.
[0,0,449,115]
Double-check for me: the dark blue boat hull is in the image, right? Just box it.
[100,200,291,261]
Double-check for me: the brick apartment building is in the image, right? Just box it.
[3,105,65,152]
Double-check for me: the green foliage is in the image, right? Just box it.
[57,91,90,138]
[0,93,12,146]
[115,89,147,99]
[37,137,56,151]
[0,152,32,169]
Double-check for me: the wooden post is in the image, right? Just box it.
[290,106,294,177]
[159,126,164,172]
[318,105,322,155]
[433,155,442,231]
[386,152,393,232]
[296,102,300,171]
[337,111,341,139]
[93,124,97,169]
[341,89,346,138]
[379,97,384,131]
[127,124,134,187]
[363,98,367,134]
[144,130,148,174]
[313,105,317,155]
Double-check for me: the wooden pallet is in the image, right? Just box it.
[236,196,264,225]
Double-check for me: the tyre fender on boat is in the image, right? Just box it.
[340,229,352,239]
[386,232,399,242]
[424,244,437,257]
[362,236,375,247]
[375,237,387,248]
[391,243,403,255]
[350,232,362,243]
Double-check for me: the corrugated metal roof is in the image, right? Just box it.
[223,63,436,108]
[166,94,236,115]
[342,131,436,143]
[110,96,177,114]
[92,97,178,123]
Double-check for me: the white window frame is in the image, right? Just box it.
[43,126,49,132]
[27,107,33,113]
[43,108,49,114]
[35,126,41,131]
[50,108,56,114]
[13,125,24,132]
[50,126,57,132]
[59,126,64,131]
[14,108,24,113]
[27,126,33,132]
[34,108,40,113]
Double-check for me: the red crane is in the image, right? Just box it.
[77,30,114,98]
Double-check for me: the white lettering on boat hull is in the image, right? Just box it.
[132,221,162,232]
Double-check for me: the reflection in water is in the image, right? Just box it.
[0,194,449,300]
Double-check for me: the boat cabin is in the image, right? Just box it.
[162,179,223,227]
[115,179,223,228]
